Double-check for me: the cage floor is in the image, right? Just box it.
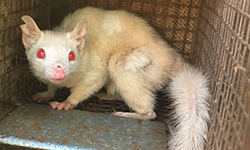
[0,103,166,150]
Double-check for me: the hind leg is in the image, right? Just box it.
[110,72,156,120]
[108,49,160,120]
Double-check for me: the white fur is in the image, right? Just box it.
[102,13,122,35]
[168,67,210,150]
[124,50,151,73]
[26,31,80,84]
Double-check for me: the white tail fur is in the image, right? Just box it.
[167,67,210,150]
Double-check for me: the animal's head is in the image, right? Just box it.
[20,15,87,83]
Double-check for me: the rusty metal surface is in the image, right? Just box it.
[0,104,166,150]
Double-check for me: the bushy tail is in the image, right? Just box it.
[167,66,210,150]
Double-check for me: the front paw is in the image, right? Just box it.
[32,92,55,103]
[50,101,76,110]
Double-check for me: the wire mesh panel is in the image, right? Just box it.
[193,0,250,149]
[0,0,50,119]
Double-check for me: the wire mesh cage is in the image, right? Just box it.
[0,0,249,150]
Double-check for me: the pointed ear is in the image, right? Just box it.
[20,15,42,50]
[70,19,87,50]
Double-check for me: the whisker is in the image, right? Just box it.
[10,49,27,57]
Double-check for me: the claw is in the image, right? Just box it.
[50,101,74,110]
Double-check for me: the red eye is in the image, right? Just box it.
[68,51,75,61]
[37,48,46,59]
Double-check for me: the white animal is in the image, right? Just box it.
[20,7,210,150]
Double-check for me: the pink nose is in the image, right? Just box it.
[53,70,65,80]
